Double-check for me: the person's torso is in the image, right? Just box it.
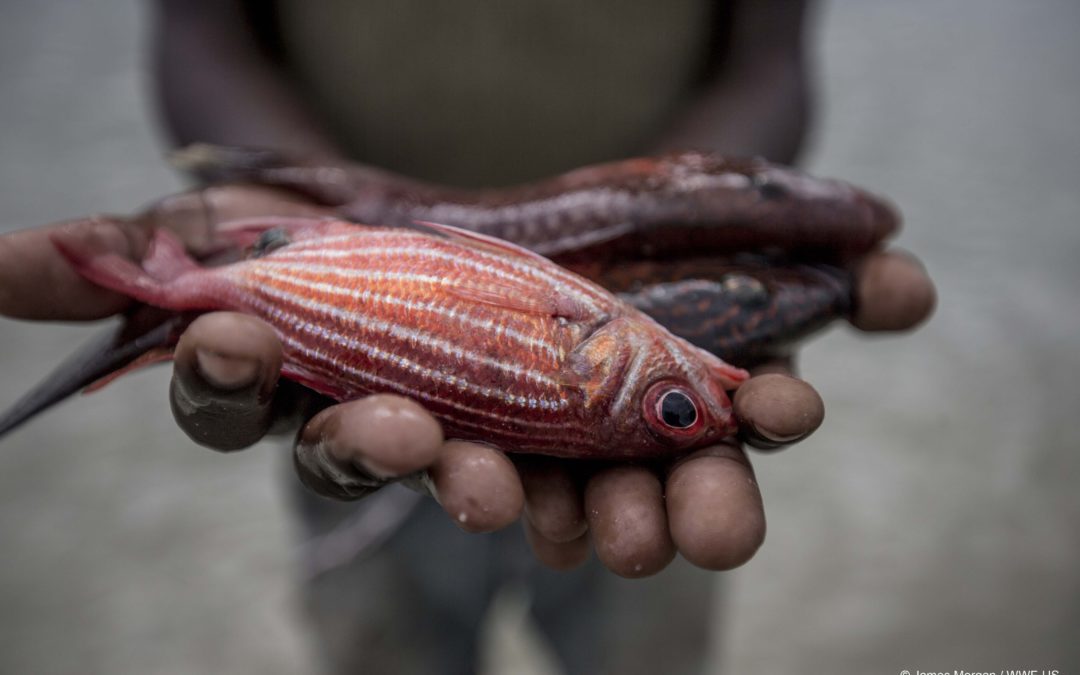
[271,0,716,186]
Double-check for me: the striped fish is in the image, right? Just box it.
[50,218,749,460]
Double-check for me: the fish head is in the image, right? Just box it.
[566,313,748,458]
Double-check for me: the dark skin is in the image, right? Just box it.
[0,0,936,577]
[0,216,932,575]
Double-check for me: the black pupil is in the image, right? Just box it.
[660,391,697,428]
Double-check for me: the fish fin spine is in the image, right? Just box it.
[412,220,551,264]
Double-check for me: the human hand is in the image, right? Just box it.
[159,250,935,577]
[0,187,934,578]
[0,184,333,321]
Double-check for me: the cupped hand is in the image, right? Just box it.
[159,250,935,578]
[0,188,935,578]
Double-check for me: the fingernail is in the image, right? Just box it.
[195,349,260,391]
[752,420,806,444]
[741,417,814,450]
[294,436,386,500]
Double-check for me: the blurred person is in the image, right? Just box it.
[0,1,934,673]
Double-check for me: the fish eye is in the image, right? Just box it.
[658,389,698,429]
[642,381,706,443]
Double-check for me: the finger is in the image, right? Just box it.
[0,187,331,322]
[427,441,524,533]
[666,443,765,571]
[734,372,824,451]
[170,312,282,451]
[0,216,150,320]
[133,184,334,254]
[850,249,936,332]
[584,466,675,578]
[523,519,592,571]
[517,456,588,543]
[294,395,444,501]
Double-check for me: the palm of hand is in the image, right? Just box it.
[0,183,934,577]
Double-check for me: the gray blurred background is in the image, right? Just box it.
[1,1,1077,673]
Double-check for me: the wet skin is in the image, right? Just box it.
[0,190,935,577]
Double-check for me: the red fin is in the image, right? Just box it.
[561,327,633,408]
[414,220,593,321]
[83,347,175,393]
[444,281,592,321]
[142,228,200,280]
[51,229,166,305]
[51,229,210,310]
[709,361,750,390]
[443,283,548,317]
[413,220,552,265]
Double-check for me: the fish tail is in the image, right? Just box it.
[0,309,189,439]
[50,227,208,311]
[140,225,202,281]
[0,229,215,440]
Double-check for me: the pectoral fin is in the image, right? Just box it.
[443,280,592,322]
[560,323,632,409]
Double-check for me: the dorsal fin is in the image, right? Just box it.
[412,220,552,265]
[410,221,594,322]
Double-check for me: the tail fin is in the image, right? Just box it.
[50,228,204,309]
[0,229,208,440]
[140,225,201,280]
[0,309,188,439]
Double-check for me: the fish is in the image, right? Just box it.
[1,148,892,445]
[180,145,900,263]
[583,255,853,365]
[122,174,862,367]
[167,145,889,363]
[14,217,749,460]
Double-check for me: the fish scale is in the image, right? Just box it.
[0,150,903,446]
[231,235,593,408]
[45,217,747,459]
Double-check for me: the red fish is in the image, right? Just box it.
[49,218,749,460]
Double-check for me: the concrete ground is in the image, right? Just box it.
[1,1,1077,674]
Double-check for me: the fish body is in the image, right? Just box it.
[166,146,888,364]
[1,149,891,443]
[590,256,853,364]
[51,218,748,459]
[183,146,900,262]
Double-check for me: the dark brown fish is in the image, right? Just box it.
[177,145,899,262]
[0,148,892,440]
